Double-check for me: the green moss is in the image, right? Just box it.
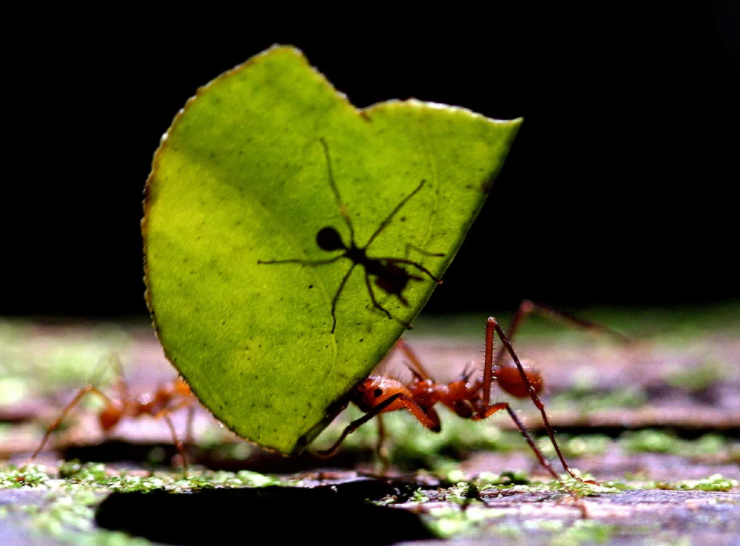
[664,359,730,391]
[655,474,738,492]
[0,462,281,545]
[474,469,532,487]
[0,464,51,488]
[550,386,647,411]
[550,520,618,546]
[620,430,738,457]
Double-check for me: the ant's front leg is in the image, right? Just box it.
[316,393,406,457]
[317,391,438,457]
[31,386,115,461]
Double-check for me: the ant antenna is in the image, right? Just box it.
[319,137,354,242]
[365,180,426,249]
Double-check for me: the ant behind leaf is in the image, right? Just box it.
[30,354,197,471]
[258,138,444,333]
[316,301,629,482]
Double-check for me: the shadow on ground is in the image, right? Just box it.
[95,479,434,546]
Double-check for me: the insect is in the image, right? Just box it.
[30,356,197,470]
[317,301,628,481]
[258,138,444,333]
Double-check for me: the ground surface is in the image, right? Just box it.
[0,303,739,545]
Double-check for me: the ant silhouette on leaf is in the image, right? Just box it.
[258,138,443,333]
[316,301,629,483]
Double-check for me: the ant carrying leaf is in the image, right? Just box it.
[259,138,443,333]
[316,301,629,482]
[143,45,523,454]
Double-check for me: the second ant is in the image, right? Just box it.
[30,355,198,470]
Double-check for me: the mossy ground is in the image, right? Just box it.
[1,302,739,545]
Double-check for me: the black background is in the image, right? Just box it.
[4,3,738,317]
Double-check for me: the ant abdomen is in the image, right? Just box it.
[496,364,544,398]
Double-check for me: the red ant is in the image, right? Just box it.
[317,301,628,482]
[30,356,197,470]
[258,138,443,333]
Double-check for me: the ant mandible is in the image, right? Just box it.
[258,138,444,333]
[317,301,629,482]
[30,356,197,470]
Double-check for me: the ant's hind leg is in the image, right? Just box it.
[477,402,562,481]
[485,318,586,483]
[381,258,443,284]
[494,300,630,368]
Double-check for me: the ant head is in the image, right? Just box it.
[316,227,345,251]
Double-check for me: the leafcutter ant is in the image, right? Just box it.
[258,138,443,333]
[30,355,197,470]
[317,301,628,482]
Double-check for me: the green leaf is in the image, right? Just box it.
[143,45,521,454]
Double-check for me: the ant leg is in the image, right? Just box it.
[317,392,438,457]
[395,339,434,381]
[364,180,427,248]
[375,415,391,473]
[363,271,412,329]
[476,402,561,481]
[152,394,198,470]
[184,405,196,445]
[381,257,443,284]
[31,386,114,460]
[160,410,189,473]
[494,300,630,368]
[319,138,355,241]
[317,393,405,457]
[484,317,584,482]
[109,355,131,408]
[404,243,445,259]
[330,264,357,333]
